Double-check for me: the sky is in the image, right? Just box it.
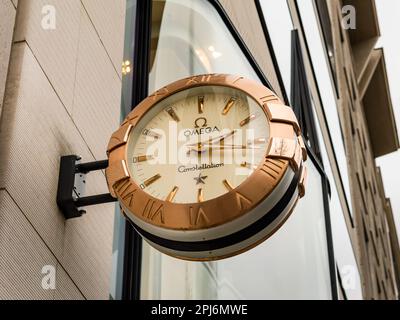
[374,0,400,235]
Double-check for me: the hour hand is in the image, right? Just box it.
[186,142,205,153]
[208,144,261,150]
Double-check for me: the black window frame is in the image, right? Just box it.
[292,0,355,231]
[314,0,340,99]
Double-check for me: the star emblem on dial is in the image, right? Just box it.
[194,172,208,185]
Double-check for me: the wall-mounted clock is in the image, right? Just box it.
[105,74,307,261]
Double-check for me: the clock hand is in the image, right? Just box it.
[185,130,236,149]
[186,130,255,154]
[186,142,205,153]
[208,144,261,150]
[209,130,236,144]
[188,144,261,151]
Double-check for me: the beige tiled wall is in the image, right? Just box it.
[0,0,126,299]
[328,0,398,299]
[71,8,123,159]
[81,0,126,71]
[0,190,85,300]
[0,0,16,116]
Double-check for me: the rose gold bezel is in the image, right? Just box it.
[105,74,306,231]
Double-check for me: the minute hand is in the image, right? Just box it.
[199,144,261,150]
[209,130,236,144]
[185,130,236,149]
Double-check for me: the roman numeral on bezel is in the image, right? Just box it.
[114,179,137,207]
[189,206,209,226]
[260,159,285,180]
[235,192,252,211]
[143,199,165,224]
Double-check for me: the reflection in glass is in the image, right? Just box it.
[140,0,332,299]
[312,106,362,300]
[296,0,353,218]
[149,0,259,92]
[260,0,293,98]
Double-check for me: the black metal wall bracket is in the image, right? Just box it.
[56,155,117,219]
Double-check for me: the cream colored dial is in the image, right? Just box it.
[127,85,269,204]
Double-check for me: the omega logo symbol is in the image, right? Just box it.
[194,117,208,128]
[184,117,220,137]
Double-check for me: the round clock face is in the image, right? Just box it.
[106,74,306,261]
[126,85,270,204]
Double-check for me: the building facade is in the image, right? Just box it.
[323,0,400,299]
[0,0,125,299]
[0,0,398,300]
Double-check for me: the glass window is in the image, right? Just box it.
[139,0,333,300]
[296,0,354,219]
[314,0,339,97]
[142,160,332,300]
[110,0,137,300]
[149,0,259,93]
[212,160,331,300]
[259,2,322,158]
[259,0,293,98]
[313,104,362,300]
[296,0,362,298]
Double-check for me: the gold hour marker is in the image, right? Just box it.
[142,174,161,188]
[198,188,204,203]
[209,130,236,144]
[222,97,236,115]
[249,138,267,145]
[166,107,180,122]
[198,96,204,114]
[241,162,258,170]
[143,129,161,140]
[240,114,257,127]
[166,186,179,202]
[223,179,234,191]
[133,155,154,163]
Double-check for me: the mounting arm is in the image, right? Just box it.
[56,155,117,219]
